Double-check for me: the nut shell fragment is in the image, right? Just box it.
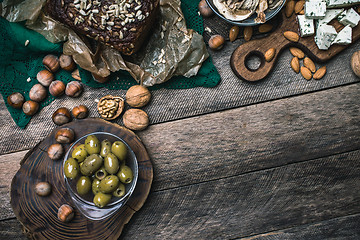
[97,95,124,120]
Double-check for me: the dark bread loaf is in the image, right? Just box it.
[46,0,159,55]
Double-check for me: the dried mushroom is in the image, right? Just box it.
[97,95,124,120]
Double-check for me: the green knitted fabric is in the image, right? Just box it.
[0,0,221,128]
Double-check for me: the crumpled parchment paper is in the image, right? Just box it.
[0,0,209,86]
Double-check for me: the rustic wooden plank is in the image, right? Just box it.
[119,150,360,239]
[0,151,27,220]
[2,150,360,239]
[138,83,360,191]
[0,219,27,240]
[238,213,360,240]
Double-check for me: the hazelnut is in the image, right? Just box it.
[123,109,149,131]
[71,69,81,81]
[72,105,89,119]
[43,54,60,73]
[7,92,25,109]
[49,80,65,97]
[22,100,39,116]
[35,182,52,197]
[92,73,109,83]
[209,35,225,50]
[65,81,83,98]
[47,143,64,160]
[198,0,214,17]
[126,85,151,108]
[52,107,72,125]
[29,84,47,102]
[351,51,360,78]
[37,70,54,87]
[58,204,74,223]
[55,128,75,144]
[59,54,76,71]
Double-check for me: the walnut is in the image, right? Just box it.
[123,109,149,131]
[125,85,151,108]
[97,95,124,120]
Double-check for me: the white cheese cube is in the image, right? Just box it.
[317,9,344,25]
[332,25,352,45]
[326,0,360,8]
[298,15,315,37]
[314,24,338,50]
[305,0,327,19]
[338,8,360,27]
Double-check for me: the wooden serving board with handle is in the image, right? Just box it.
[10,118,153,240]
[231,9,360,82]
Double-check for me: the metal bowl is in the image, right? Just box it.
[63,132,138,220]
[205,0,286,26]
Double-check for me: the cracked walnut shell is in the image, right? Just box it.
[97,95,124,120]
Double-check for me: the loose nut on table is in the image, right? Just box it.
[72,105,89,119]
[198,0,214,17]
[37,70,54,87]
[229,26,240,42]
[351,51,360,77]
[126,85,151,108]
[22,100,39,116]
[209,35,225,50]
[47,143,64,160]
[97,95,124,120]
[49,80,66,97]
[35,182,52,197]
[52,107,72,125]
[65,81,83,98]
[55,128,75,144]
[58,204,74,223]
[43,54,60,73]
[29,84,47,102]
[123,108,149,131]
[244,26,253,42]
[7,92,25,109]
[59,54,76,71]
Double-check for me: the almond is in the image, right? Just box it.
[265,48,276,62]
[313,66,327,80]
[303,57,316,73]
[294,1,305,14]
[289,47,305,59]
[284,31,299,42]
[301,66,312,80]
[291,57,300,73]
[244,26,253,42]
[299,9,305,15]
[258,24,273,33]
[285,0,295,18]
[229,26,240,42]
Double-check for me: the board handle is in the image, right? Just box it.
[230,32,290,82]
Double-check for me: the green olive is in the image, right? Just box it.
[112,183,126,198]
[92,179,101,195]
[104,153,120,174]
[64,157,79,179]
[80,154,103,176]
[99,175,119,194]
[100,139,112,157]
[71,144,88,163]
[95,166,108,180]
[85,135,100,154]
[93,192,112,208]
[76,176,91,195]
[111,141,127,162]
[117,165,133,184]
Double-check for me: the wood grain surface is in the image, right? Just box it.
[1,83,360,239]
[231,10,360,81]
[10,119,152,240]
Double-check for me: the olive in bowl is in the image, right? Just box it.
[63,132,138,220]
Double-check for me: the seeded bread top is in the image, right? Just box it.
[47,0,159,55]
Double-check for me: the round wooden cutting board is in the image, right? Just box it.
[10,118,153,240]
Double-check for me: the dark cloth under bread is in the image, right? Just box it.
[46,0,159,55]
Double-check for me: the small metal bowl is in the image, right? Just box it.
[63,132,138,220]
[205,0,286,26]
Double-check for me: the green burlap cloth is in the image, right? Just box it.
[0,0,221,129]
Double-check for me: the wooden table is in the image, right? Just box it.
[1,43,360,239]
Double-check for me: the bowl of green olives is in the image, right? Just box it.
[63,132,138,220]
